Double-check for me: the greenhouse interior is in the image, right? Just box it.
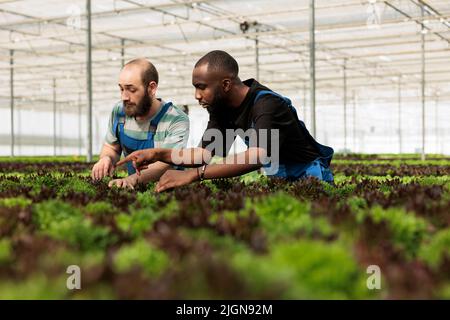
[0,0,449,303]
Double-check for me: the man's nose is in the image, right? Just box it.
[121,91,130,101]
[195,89,202,101]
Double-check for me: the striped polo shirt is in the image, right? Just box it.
[105,99,190,149]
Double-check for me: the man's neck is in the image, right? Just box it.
[135,98,161,121]
[228,82,250,108]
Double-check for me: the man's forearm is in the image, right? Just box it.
[134,162,171,184]
[99,144,121,164]
[188,147,266,180]
[154,148,268,193]
[156,147,211,167]
[192,163,261,180]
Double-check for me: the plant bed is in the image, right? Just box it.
[0,155,449,299]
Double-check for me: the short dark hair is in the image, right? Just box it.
[195,50,239,78]
[124,58,159,86]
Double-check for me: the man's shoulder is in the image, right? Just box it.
[163,103,189,124]
[252,90,288,112]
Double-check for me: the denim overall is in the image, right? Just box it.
[112,101,172,175]
[248,90,334,183]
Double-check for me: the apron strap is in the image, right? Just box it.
[253,90,334,171]
[115,101,172,175]
[148,101,172,138]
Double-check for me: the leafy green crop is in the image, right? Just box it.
[116,209,157,238]
[230,240,374,299]
[33,200,115,250]
[0,179,23,192]
[368,206,428,257]
[0,239,12,264]
[418,229,450,269]
[57,177,96,198]
[0,274,68,299]
[251,193,334,242]
[84,201,117,216]
[116,196,178,238]
[113,238,169,277]
[0,197,32,209]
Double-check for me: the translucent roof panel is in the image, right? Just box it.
[0,0,449,155]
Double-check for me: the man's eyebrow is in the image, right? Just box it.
[118,84,136,88]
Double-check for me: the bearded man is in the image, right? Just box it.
[91,58,189,189]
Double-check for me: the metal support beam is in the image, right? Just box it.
[53,78,57,156]
[303,81,307,123]
[398,77,402,154]
[255,36,260,81]
[421,3,426,161]
[435,92,439,154]
[78,93,82,156]
[17,104,20,155]
[10,49,14,157]
[121,38,125,67]
[86,0,93,162]
[309,0,316,138]
[343,58,347,155]
[352,90,356,152]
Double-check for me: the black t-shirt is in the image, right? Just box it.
[200,79,321,164]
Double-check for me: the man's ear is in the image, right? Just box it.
[222,78,232,92]
[148,81,158,96]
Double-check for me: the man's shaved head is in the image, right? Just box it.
[194,50,239,79]
[123,58,159,87]
[119,58,159,118]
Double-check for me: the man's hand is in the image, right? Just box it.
[108,175,139,190]
[116,149,158,175]
[91,156,115,181]
[155,169,198,193]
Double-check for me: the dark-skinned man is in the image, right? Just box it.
[116,50,334,192]
[91,58,189,189]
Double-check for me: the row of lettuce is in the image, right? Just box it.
[0,170,449,299]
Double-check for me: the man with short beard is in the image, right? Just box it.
[91,58,189,189]
[117,51,334,192]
